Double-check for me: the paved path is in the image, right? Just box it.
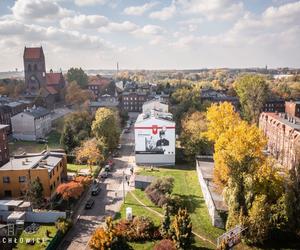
[60,128,135,250]
[129,191,217,248]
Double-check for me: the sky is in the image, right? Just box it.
[0,0,299,71]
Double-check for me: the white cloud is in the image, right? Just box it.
[124,2,158,16]
[178,0,244,21]
[132,24,164,36]
[98,21,139,33]
[149,2,176,21]
[11,0,73,21]
[74,0,108,6]
[60,14,108,29]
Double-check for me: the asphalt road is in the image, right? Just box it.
[60,127,135,250]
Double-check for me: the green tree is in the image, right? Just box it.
[160,205,171,238]
[180,111,212,160]
[27,177,44,208]
[92,108,120,150]
[60,111,92,153]
[171,208,193,250]
[66,67,88,89]
[234,74,269,124]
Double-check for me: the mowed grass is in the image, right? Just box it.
[138,165,225,241]
[117,165,225,249]
[9,130,62,155]
[14,224,57,250]
[67,163,98,173]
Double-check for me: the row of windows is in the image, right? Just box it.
[49,162,63,179]
[27,64,38,72]
[3,176,26,183]
[123,97,146,101]
[50,175,60,191]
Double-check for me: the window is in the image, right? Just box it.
[34,64,37,71]
[19,176,26,183]
[3,176,10,183]
[28,64,32,72]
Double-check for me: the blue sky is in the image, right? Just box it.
[0,0,299,71]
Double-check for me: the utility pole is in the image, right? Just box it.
[122,170,125,204]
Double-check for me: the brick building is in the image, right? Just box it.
[0,125,9,166]
[262,98,285,113]
[23,46,65,108]
[285,101,300,118]
[259,112,300,170]
[120,91,150,112]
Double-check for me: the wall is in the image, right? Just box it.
[0,210,65,223]
[196,161,225,228]
[11,113,36,141]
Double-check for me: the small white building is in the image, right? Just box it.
[134,110,175,166]
[142,99,168,114]
[11,106,51,141]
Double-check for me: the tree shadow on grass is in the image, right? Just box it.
[172,193,205,213]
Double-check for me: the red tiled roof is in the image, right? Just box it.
[88,77,111,86]
[46,72,63,85]
[23,47,44,59]
[46,86,58,95]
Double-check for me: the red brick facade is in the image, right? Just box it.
[259,112,300,170]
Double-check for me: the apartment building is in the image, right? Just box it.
[0,125,9,166]
[11,106,51,141]
[0,150,67,199]
[259,112,300,170]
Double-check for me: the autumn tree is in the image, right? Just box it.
[180,111,211,160]
[65,81,93,107]
[205,102,241,142]
[234,74,269,124]
[76,138,105,172]
[56,181,84,201]
[60,111,92,153]
[170,208,193,250]
[214,121,266,188]
[26,177,44,208]
[66,67,88,89]
[92,108,120,150]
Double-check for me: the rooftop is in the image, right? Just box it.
[135,175,156,183]
[23,47,44,60]
[46,72,64,85]
[23,106,50,119]
[262,112,300,131]
[0,151,65,172]
[136,110,174,123]
[196,157,228,212]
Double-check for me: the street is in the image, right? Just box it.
[60,125,136,250]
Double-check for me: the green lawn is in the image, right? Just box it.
[9,130,62,155]
[14,224,57,250]
[67,163,97,173]
[117,165,225,249]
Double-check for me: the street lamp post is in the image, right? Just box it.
[122,171,125,204]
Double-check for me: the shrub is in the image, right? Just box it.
[146,177,174,207]
[115,216,160,242]
[154,239,176,250]
[55,217,72,234]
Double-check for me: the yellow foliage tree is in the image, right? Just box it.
[76,138,105,173]
[205,102,241,142]
[213,121,266,187]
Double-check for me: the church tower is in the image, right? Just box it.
[23,46,46,94]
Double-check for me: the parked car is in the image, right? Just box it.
[108,159,114,167]
[113,151,120,157]
[104,164,111,172]
[117,144,122,150]
[91,184,101,196]
[85,199,95,209]
[37,138,48,144]
[101,171,108,179]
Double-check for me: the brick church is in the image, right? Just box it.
[23,46,65,108]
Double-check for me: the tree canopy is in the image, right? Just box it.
[92,108,120,150]
[234,74,269,124]
[66,67,88,89]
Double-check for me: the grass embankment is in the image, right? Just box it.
[14,224,57,250]
[118,165,225,249]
